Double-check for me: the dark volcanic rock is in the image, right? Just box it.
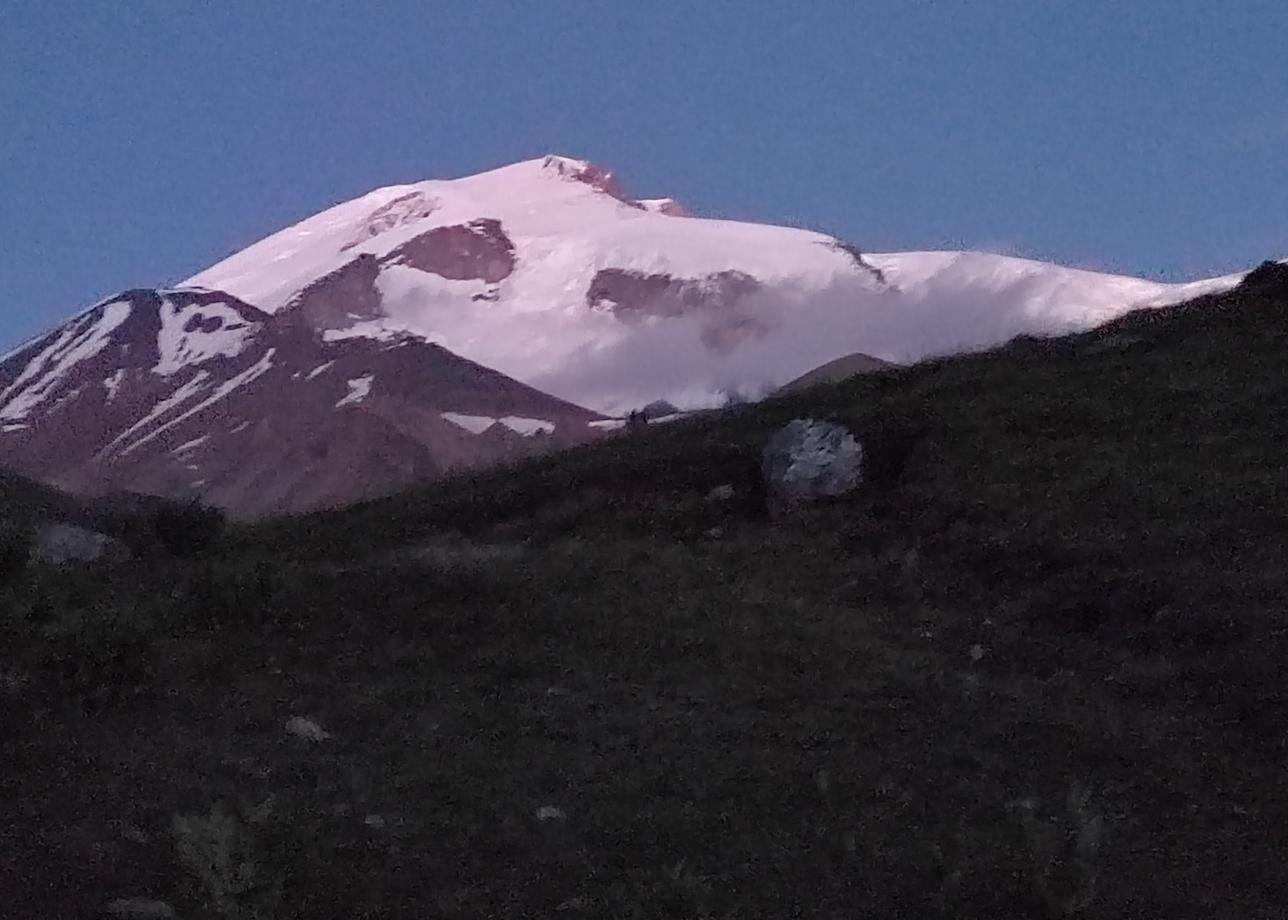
[586,268,761,319]
[283,254,383,332]
[384,219,516,283]
[281,220,517,335]
[586,268,769,353]
[822,240,888,285]
[541,155,639,206]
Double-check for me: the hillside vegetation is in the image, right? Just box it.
[3,265,1288,918]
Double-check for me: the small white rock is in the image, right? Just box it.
[968,644,986,662]
[536,805,567,822]
[364,813,386,829]
[705,483,735,502]
[285,716,331,742]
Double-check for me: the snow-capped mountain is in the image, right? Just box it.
[0,288,602,518]
[185,154,1248,414]
[0,154,1268,517]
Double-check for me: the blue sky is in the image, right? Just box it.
[3,0,1285,347]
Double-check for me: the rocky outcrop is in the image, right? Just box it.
[822,240,888,285]
[284,254,383,332]
[541,155,637,204]
[340,191,439,251]
[587,268,761,319]
[384,219,516,283]
[283,219,517,334]
[585,268,770,354]
[762,418,863,516]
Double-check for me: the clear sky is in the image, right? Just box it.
[3,0,1286,348]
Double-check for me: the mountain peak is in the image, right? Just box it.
[0,285,605,518]
[1,153,1269,520]
[177,157,1254,416]
[536,154,629,200]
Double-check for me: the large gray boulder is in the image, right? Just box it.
[762,418,863,515]
[31,522,127,565]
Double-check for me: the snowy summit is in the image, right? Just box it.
[183,154,1246,414]
[0,154,1269,518]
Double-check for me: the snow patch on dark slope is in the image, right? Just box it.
[0,287,604,518]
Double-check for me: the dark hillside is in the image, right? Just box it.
[3,269,1288,918]
[0,471,96,527]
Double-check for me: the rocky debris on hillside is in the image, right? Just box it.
[705,483,736,503]
[535,805,567,822]
[105,898,176,919]
[285,716,331,742]
[1082,333,1148,356]
[408,536,526,571]
[30,521,128,565]
[761,418,863,516]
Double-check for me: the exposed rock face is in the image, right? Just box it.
[285,254,383,332]
[540,154,637,204]
[586,268,769,354]
[762,418,863,515]
[587,268,761,319]
[384,219,515,283]
[823,240,888,285]
[0,288,607,519]
[340,191,439,251]
[283,219,517,335]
